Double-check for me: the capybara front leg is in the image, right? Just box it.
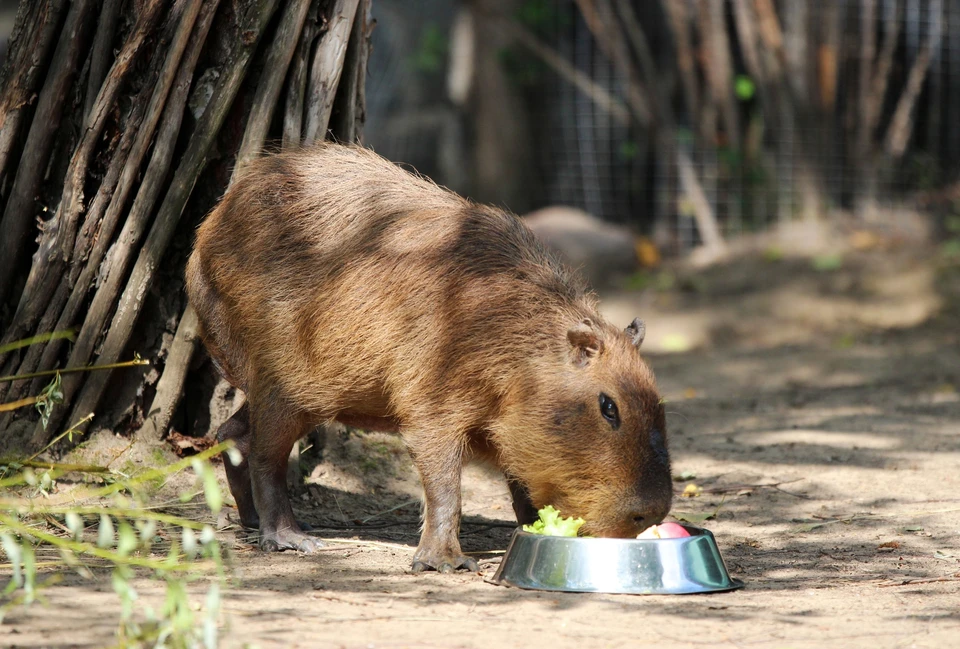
[248,397,323,553]
[217,401,259,529]
[407,433,477,573]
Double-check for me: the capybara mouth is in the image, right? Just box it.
[578,519,647,539]
[578,507,669,538]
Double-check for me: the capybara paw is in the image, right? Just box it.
[410,550,479,573]
[259,528,324,553]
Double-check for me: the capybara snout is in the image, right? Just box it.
[186,142,672,569]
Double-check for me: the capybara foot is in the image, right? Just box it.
[411,547,479,573]
[238,513,312,532]
[259,528,324,553]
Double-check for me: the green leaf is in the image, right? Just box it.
[834,333,856,349]
[940,239,960,260]
[65,512,84,540]
[136,519,157,545]
[194,459,222,515]
[673,470,697,482]
[22,543,35,604]
[204,583,221,649]
[97,514,115,548]
[117,520,137,556]
[200,525,216,546]
[812,254,843,272]
[763,246,784,262]
[1,533,23,592]
[225,447,243,467]
[522,505,585,536]
[0,330,76,355]
[619,140,640,160]
[182,527,198,559]
[35,372,63,430]
[735,75,756,101]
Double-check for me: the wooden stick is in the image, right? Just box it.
[856,0,877,167]
[0,0,97,310]
[0,2,69,202]
[329,0,372,144]
[878,576,960,588]
[138,305,199,443]
[146,0,315,444]
[867,0,901,135]
[6,0,165,364]
[885,30,939,159]
[21,0,204,397]
[660,0,700,131]
[697,0,741,145]
[33,0,223,444]
[497,17,630,125]
[283,1,320,148]
[60,0,281,440]
[237,0,312,169]
[303,0,361,144]
[0,395,39,414]
[83,0,123,123]
[0,1,199,411]
[0,357,149,384]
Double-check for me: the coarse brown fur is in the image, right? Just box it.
[186,143,672,571]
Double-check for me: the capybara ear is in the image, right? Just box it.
[625,317,646,348]
[567,318,603,367]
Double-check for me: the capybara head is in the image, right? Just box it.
[495,315,672,537]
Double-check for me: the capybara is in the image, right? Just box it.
[185,143,672,572]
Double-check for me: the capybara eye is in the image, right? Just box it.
[598,393,620,429]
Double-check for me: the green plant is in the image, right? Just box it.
[412,24,447,73]
[0,441,235,648]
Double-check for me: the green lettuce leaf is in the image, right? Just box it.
[522,505,585,537]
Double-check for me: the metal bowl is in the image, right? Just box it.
[491,525,743,595]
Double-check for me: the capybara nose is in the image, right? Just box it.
[630,507,667,532]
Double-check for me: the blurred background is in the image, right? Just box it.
[359,0,959,266]
[0,0,956,440]
[1,0,956,271]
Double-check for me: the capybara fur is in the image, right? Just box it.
[186,143,672,571]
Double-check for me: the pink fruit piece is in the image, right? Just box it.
[636,522,692,539]
[656,522,691,538]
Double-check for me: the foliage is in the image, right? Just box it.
[0,441,234,648]
[412,24,447,73]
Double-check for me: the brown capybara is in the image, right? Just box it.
[185,143,672,572]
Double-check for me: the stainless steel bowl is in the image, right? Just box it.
[491,525,743,594]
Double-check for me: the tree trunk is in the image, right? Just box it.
[0,0,373,451]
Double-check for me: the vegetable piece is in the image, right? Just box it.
[637,522,692,539]
[522,505,585,537]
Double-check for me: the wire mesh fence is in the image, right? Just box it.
[367,0,958,255]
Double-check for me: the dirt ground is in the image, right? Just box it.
[4,236,960,648]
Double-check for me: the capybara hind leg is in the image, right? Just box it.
[217,402,259,529]
[507,476,538,526]
[407,430,478,573]
[249,398,323,553]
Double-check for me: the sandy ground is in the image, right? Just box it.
[3,242,960,648]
